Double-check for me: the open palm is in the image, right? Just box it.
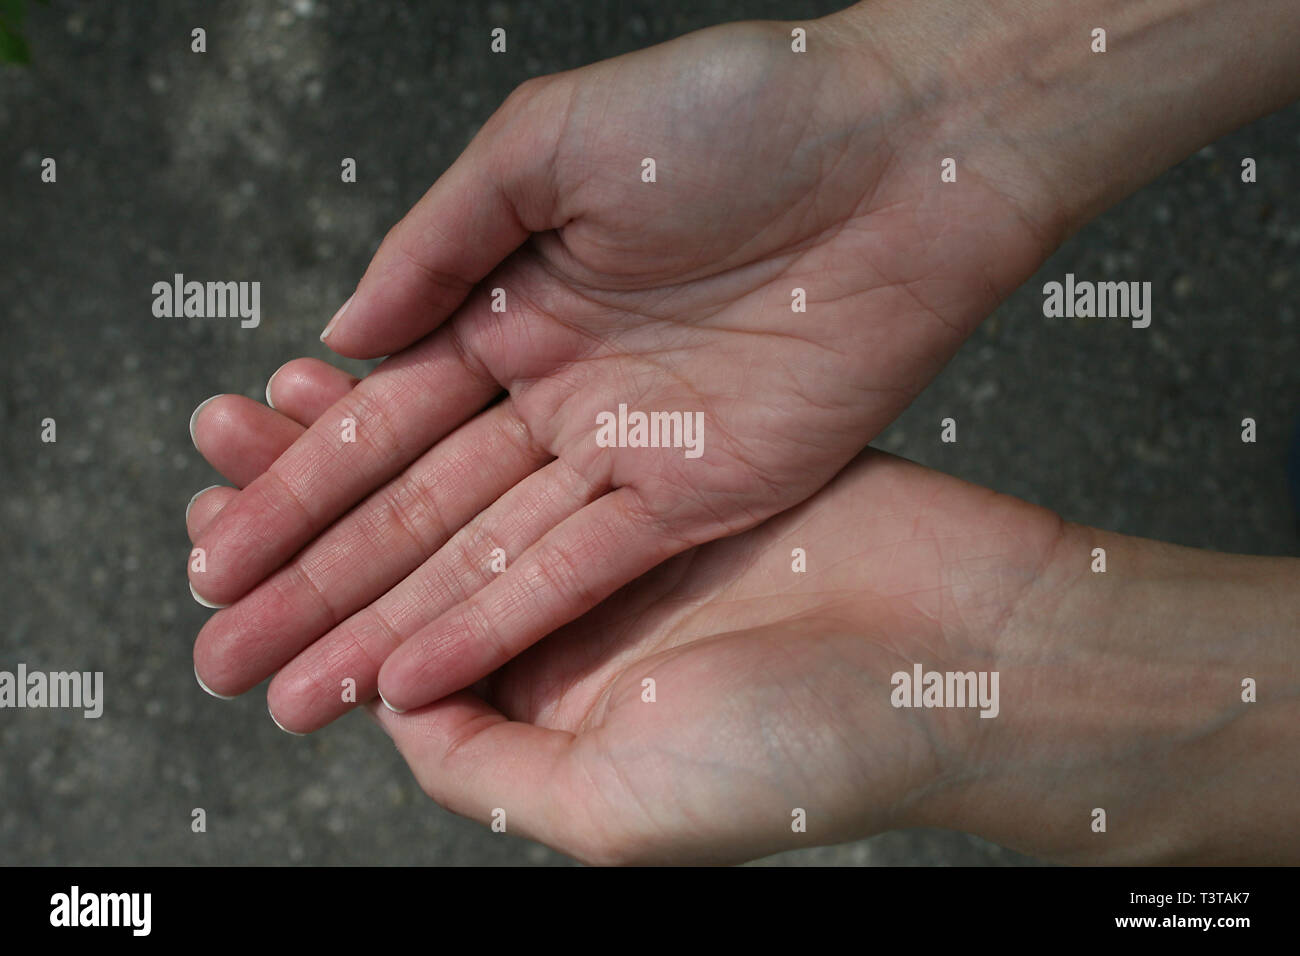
[189,15,1064,717]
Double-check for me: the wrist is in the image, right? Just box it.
[824,0,1300,238]
[919,522,1300,863]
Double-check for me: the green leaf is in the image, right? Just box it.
[0,0,25,30]
[0,20,30,64]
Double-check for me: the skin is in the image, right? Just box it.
[188,9,1060,714]
[189,0,1300,720]
[194,359,1300,865]
[187,0,1300,861]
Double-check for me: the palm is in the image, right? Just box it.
[464,451,1062,864]
[190,18,1064,724]
[190,377,1056,860]
[462,24,1054,538]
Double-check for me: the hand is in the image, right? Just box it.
[196,377,1300,864]
[191,371,1066,863]
[189,9,1064,716]
[187,0,1300,864]
[190,0,1300,719]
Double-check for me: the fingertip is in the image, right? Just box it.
[376,616,473,715]
[186,484,235,541]
[317,282,443,360]
[319,295,352,343]
[195,662,236,701]
[268,700,307,736]
[262,357,360,425]
[375,653,413,714]
[189,580,229,610]
[378,687,408,714]
[189,394,222,450]
[265,667,336,736]
[186,484,224,524]
[317,325,391,361]
[265,362,286,409]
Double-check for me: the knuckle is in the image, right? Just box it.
[451,599,503,665]
[532,540,597,608]
[376,476,447,557]
[341,388,405,461]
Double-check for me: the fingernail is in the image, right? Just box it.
[189,394,221,450]
[320,295,352,342]
[195,664,236,701]
[265,360,289,409]
[186,485,223,524]
[189,580,228,610]
[378,689,407,714]
[268,701,306,736]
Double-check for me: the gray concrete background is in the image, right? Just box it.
[0,0,1295,866]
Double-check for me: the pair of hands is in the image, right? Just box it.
[188,15,1059,705]
[184,3,1298,863]
[186,15,1062,862]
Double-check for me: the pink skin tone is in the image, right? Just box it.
[194,358,1298,865]
[189,0,1300,721]
[188,0,1300,862]
[189,13,1058,717]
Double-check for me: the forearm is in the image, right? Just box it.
[827,0,1300,236]
[920,524,1300,864]
[730,452,1298,862]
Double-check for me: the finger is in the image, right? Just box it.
[191,395,314,489]
[186,486,236,542]
[193,401,551,699]
[366,694,577,849]
[377,486,692,712]
[187,363,358,541]
[320,79,568,359]
[188,329,502,607]
[266,457,600,732]
[265,357,360,427]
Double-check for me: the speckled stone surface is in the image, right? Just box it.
[1,0,1294,866]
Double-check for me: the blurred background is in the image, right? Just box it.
[1,0,1295,866]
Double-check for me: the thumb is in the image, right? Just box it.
[322,77,568,359]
